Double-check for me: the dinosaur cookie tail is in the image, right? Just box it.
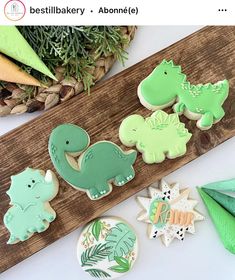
[127,150,137,165]
[217,79,229,101]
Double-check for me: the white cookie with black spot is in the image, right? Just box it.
[137,180,204,246]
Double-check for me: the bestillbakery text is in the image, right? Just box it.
[30,6,85,15]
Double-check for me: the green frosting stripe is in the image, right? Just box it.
[203,188,235,217]
[198,187,235,254]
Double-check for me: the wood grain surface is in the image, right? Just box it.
[0,26,235,273]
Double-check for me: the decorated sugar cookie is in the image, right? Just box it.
[138,59,229,130]
[119,110,192,164]
[137,180,204,246]
[77,217,138,279]
[48,124,137,200]
[4,168,59,244]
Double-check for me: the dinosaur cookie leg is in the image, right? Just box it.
[197,112,214,130]
[213,106,225,123]
[168,145,187,159]
[173,102,186,114]
[114,167,135,186]
[40,210,56,222]
[143,151,165,164]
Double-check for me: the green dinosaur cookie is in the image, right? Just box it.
[48,124,137,200]
[4,168,59,244]
[119,110,192,164]
[138,59,229,130]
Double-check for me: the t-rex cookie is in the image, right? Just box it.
[4,168,59,244]
[77,216,138,279]
[138,59,229,130]
[119,110,192,164]
[137,180,204,246]
[48,124,137,200]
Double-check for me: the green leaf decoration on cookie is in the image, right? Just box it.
[92,220,102,241]
[81,243,111,267]
[119,110,192,164]
[109,256,130,273]
[105,223,136,261]
[85,268,111,278]
[138,59,229,130]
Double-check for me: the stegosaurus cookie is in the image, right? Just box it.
[119,110,192,164]
[137,180,204,246]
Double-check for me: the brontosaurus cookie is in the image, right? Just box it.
[137,180,204,246]
[48,124,137,200]
[4,168,59,244]
[119,110,191,164]
[138,59,229,130]
[77,216,138,279]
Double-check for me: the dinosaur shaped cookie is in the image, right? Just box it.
[4,168,59,244]
[138,59,229,130]
[48,124,137,200]
[119,110,192,164]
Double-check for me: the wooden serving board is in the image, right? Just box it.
[0,26,235,272]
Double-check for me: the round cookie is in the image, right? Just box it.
[4,167,59,244]
[119,110,192,164]
[137,180,204,246]
[48,124,137,200]
[77,216,138,279]
[137,59,229,130]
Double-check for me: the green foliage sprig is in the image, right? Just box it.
[18,26,129,91]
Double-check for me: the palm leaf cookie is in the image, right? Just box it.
[77,217,138,279]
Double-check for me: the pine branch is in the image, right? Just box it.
[17,26,129,91]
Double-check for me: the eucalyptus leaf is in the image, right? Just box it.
[92,220,102,241]
[114,256,130,269]
[108,265,129,273]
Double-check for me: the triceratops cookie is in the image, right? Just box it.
[119,110,192,164]
[48,124,137,200]
[4,168,59,244]
[137,180,204,246]
[138,59,229,130]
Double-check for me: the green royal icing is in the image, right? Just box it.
[4,168,58,244]
[138,59,229,129]
[119,110,192,164]
[198,188,235,254]
[203,188,235,217]
[48,124,137,200]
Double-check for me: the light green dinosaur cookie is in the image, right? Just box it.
[4,168,59,244]
[119,110,192,164]
[48,124,137,200]
[138,59,229,130]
